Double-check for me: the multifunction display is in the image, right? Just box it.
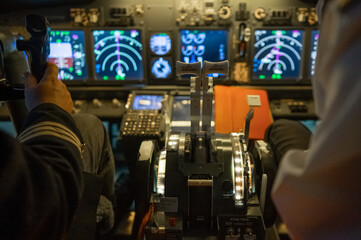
[132,95,164,110]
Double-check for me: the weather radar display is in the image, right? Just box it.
[49,30,87,80]
[93,30,143,81]
[150,33,171,55]
[253,30,304,80]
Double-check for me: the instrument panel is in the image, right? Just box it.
[0,0,319,86]
[0,0,319,121]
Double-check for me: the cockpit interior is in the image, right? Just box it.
[0,0,322,239]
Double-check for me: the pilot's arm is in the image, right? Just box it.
[272,0,361,239]
[0,63,84,239]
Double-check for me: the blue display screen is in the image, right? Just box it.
[180,30,228,78]
[171,96,190,131]
[310,30,319,77]
[171,95,215,131]
[180,30,227,63]
[151,57,172,79]
[49,30,87,80]
[150,33,171,55]
[253,30,304,80]
[93,30,143,81]
[171,96,190,121]
[132,95,164,110]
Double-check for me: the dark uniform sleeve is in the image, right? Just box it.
[0,103,84,240]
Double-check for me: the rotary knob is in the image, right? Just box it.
[112,98,122,108]
[92,98,102,108]
[74,100,83,109]
[254,7,266,20]
[218,5,231,20]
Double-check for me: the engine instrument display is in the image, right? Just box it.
[49,30,87,80]
[253,30,304,80]
[93,30,143,81]
[132,95,164,110]
[150,33,171,55]
[310,30,319,77]
[180,30,228,78]
[180,30,227,64]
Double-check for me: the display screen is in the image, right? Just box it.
[49,30,87,80]
[171,96,190,120]
[93,30,143,81]
[151,57,172,79]
[150,33,171,55]
[171,96,191,131]
[180,30,227,62]
[310,30,319,77]
[132,95,164,110]
[253,30,304,80]
[171,95,214,131]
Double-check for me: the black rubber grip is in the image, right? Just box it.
[16,15,50,82]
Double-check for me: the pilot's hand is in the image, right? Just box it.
[24,62,73,114]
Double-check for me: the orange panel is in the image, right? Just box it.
[214,86,273,140]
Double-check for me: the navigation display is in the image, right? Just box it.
[93,30,143,81]
[132,95,164,110]
[253,30,304,80]
[49,30,87,80]
[310,30,319,77]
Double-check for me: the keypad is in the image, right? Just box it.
[121,112,162,136]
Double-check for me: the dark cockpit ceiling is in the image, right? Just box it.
[0,0,96,13]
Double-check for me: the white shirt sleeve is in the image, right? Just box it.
[272,1,361,239]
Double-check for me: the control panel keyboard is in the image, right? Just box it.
[121,111,163,137]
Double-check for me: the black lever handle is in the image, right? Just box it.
[16,15,50,82]
[0,40,5,81]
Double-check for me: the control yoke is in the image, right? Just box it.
[176,60,229,135]
[16,15,50,82]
